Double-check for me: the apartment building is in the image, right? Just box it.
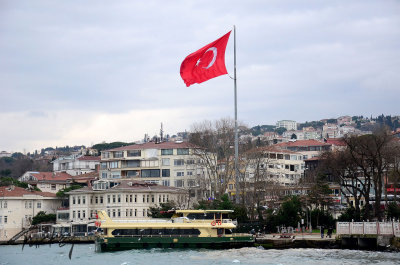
[276,120,297,131]
[244,147,305,186]
[0,186,61,240]
[99,141,209,201]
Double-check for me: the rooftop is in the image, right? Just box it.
[106,141,195,152]
[0,186,57,198]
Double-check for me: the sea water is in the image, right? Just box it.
[1,244,400,265]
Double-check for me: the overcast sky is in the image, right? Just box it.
[1,0,399,153]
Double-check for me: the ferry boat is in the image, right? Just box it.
[94,209,254,252]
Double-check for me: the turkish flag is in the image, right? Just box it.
[180,31,231,87]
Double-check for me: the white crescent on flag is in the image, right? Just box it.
[203,47,217,69]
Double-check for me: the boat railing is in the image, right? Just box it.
[229,233,254,237]
[113,219,172,223]
[113,234,200,238]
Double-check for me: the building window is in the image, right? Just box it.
[73,211,76,219]
[186,159,195,165]
[162,180,170,186]
[141,169,160,178]
[151,195,155,203]
[102,152,110,159]
[177,148,189,155]
[176,172,184,177]
[175,180,184,187]
[127,170,140,177]
[112,209,116,217]
[78,196,81,204]
[135,195,137,203]
[147,195,149,203]
[174,159,184,166]
[101,172,108,178]
[100,196,103,204]
[130,195,133,203]
[143,195,145,203]
[114,151,123,158]
[78,211,81,219]
[126,160,140,167]
[100,162,107,169]
[109,161,118,169]
[72,196,76,205]
[25,201,32,209]
[127,150,141,157]
[51,184,56,190]
[161,149,173,155]
[83,210,86,218]
[118,209,121,217]
[162,169,170,177]
[187,171,193,176]
[37,202,41,208]
[135,209,137,217]
[83,196,86,204]
[95,196,98,204]
[2,201,7,208]
[107,195,111,203]
[118,195,121,203]
[130,209,133,217]
[162,158,170,166]
[113,195,116,203]
[4,216,7,224]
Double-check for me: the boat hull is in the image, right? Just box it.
[95,235,254,252]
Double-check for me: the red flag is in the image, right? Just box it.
[180,31,231,87]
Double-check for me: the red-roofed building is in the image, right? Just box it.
[325,138,347,151]
[0,186,62,240]
[273,139,332,159]
[19,171,74,193]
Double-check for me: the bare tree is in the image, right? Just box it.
[189,118,250,199]
[343,128,396,221]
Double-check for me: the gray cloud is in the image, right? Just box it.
[1,0,399,152]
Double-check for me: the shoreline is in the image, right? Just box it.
[1,234,399,252]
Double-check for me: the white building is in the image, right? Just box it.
[245,147,305,186]
[276,120,297,131]
[62,179,187,229]
[52,155,100,176]
[0,186,61,240]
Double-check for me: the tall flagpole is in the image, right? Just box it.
[233,25,240,204]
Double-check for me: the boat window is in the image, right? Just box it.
[186,213,214,220]
[111,228,200,237]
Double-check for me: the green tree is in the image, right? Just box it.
[148,201,177,218]
[275,127,287,135]
[275,196,302,227]
[386,202,400,220]
[32,211,56,225]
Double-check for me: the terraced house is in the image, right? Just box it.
[99,141,210,202]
